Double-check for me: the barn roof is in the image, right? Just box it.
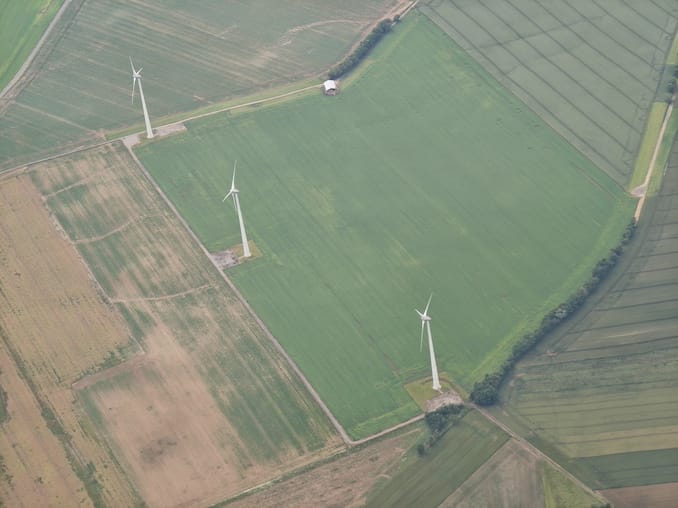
[323,79,337,91]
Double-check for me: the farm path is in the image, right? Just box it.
[108,283,214,304]
[0,0,74,101]
[634,90,676,219]
[72,214,159,245]
[471,404,609,506]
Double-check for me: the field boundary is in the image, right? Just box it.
[122,140,429,448]
[634,89,677,219]
[0,0,73,102]
[473,405,609,505]
[123,139,429,447]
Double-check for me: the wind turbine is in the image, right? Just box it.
[417,294,442,392]
[129,57,154,139]
[222,161,251,258]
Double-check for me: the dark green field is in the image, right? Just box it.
[421,0,678,186]
[496,140,678,489]
[138,13,633,438]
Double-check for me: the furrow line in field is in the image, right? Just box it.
[471,404,609,505]
[502,0,649,106]
[468,0,639,145]
[422,4,625,183]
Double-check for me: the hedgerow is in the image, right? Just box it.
[471,220,637,405]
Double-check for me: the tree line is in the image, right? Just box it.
[471,220,637,406]
[327,18,395,80]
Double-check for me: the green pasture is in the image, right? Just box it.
[0,0,63,91]
[138,13,633,438]
[497,141,678,488]
[421,0,678,187]
[32,144,336,457]
[0,0,396,169]
[578,449,678,489]
[365,411,508,507]
[541,464,600,508]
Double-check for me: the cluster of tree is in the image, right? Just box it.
[471,220,637,406]
[327,19,393,80]
[417,404,464,456]
[668,66,678,97]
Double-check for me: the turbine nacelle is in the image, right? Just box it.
[129,57,144,104]
[222,161,239,202]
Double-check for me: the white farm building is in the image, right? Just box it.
[323,79,337,95]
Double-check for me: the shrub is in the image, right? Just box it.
[328,19,393,79]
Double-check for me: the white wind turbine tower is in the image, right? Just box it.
[222,161,251,258]
[417,294,442,392]
[129,57,154,139]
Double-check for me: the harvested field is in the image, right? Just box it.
[139,12,634,438]
[0,0,403,169]
[496,140,678,489]
[601,482,678,508]
[421,0,678,186]
[226,428,422,508]
[0,174,140,506]
[31,142,339,507]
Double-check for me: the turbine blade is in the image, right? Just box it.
[222,190,233,202]
[138,67,143,74]
[129,56,135,73]
[131,77,137,104]
[424,293,433,315]
[231,160,237,190]
[420,320,424,352]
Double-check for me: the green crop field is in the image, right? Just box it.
[29,143,338,505]
[137,12,634,438]
[421,0,678,187]
[496,141,678,489]
[0,0,399,169]
[365,410,508,507]
[0,0,63,91]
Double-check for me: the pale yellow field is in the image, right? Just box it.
[0,340,89,507]
[0,175,140,506]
